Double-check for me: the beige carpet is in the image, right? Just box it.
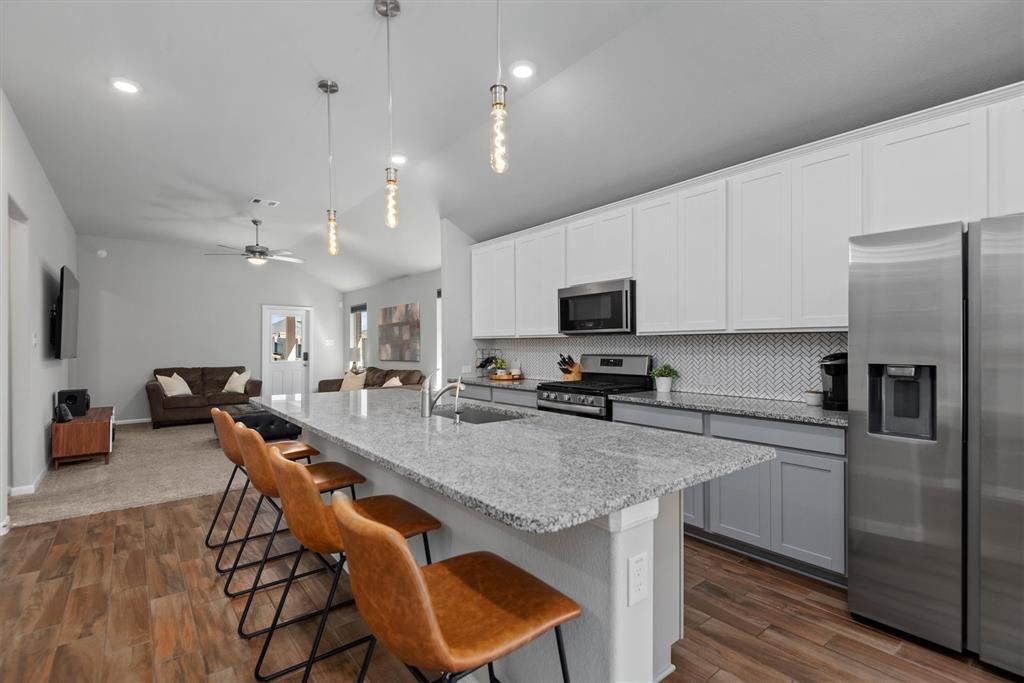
[9,422,242,527]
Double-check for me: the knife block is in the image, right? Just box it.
[562,363,582,381]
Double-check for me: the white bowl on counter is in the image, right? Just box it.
[803,391,824,406]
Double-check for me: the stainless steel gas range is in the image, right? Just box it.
[536,354,652,420]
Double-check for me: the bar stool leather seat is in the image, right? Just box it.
[421,551,581,673]
[273,440,321,460]
[352,495,443,540]
[307,461,367,493]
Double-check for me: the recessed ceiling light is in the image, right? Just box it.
[110,78,141,94]
[390,154,407,165]
[510,61,536,79]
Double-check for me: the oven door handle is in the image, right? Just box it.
[537,398,605,415]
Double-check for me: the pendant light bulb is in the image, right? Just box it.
[326,209,339,256]
[490,84,508,174]
[319,79,340,256]
[384,168,399,229]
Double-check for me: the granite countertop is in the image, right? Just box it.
[253,390,775,534]
[611,391,849,428]
[460,376,548,392]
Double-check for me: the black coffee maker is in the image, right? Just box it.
[819,352,848,411]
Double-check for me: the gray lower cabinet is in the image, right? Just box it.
[770,449,846,573]
[460,384,493,401]
[683,483,705,528]
[492,387,537,408]
[708,460,772,549]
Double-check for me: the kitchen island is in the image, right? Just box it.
[254,389,775,682]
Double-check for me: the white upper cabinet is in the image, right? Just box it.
[729,163,792,330]
[989,96,1024,215]
[791,143,863,328]
[678,180,728,331]
[634,193,679,333]
[565,207,633,286]
[865,109,987,233]
[515,225,566,336]
[470,238,516,338]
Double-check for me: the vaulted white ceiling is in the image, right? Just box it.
[2,1,1023,292]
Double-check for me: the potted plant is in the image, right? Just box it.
[493,358,509,375]
[651,364,679,393]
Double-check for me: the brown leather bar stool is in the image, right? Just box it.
[332,494,581,683]
[231,423,366,636]
[206,407,320,570]
[258,448,442,683]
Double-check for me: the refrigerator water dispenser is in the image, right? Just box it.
[868,364,937,440]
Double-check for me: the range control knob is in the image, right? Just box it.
[585,396,595,405]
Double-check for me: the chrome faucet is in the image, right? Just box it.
[422,377,466,421]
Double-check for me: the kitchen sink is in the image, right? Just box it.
[432,406,527,425]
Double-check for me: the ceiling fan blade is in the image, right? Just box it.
[216,243,243,251]
[268,249,294,257]
[204,252,245,256]
[267,255,305,264]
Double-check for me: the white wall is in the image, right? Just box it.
[73,235,345,421]
[440,219,476,380]
[0,90,79,500]
[342,269,441,379]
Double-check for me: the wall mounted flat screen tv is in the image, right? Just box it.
[51,265,79,359]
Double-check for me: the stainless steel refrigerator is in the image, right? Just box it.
[848,214,1023,676]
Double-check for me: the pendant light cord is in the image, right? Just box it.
[495,0,502,84]
[386,8,394,163]
[326,88,334,208]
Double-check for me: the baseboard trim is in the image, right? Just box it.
[0,515,10,535]
[9,464,47,497]
[115,417,151,425]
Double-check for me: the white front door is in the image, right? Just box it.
[261,305,312,396]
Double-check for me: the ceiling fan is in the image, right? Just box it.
[204,219,305,265]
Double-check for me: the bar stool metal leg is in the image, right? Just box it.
[356,637,376,683]
[203,464,240,549]
[255,547,373,682]
[555,625,570,683]
[237,507,352,638]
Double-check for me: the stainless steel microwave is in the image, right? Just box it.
[558,279,635,334]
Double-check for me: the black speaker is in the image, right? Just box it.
[57,389,90,417]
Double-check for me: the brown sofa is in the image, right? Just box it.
[146,366,263,428]
[318,367,425,393]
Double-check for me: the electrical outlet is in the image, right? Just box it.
[697,373,716,387]
[627,552,648,606]
[461,365,472,374]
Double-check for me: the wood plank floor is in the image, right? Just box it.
[0,490,1017,682]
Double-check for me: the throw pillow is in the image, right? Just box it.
[223,370,250,394]
[382,376,403,388]
[156,373,192,397]
[341,371,366,392]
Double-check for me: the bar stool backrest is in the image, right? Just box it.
[268,448,343,555]
[211,408,244,466]
[235,424,282,498]
[331,495,451,672]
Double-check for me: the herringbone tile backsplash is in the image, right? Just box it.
[477,332,848,401]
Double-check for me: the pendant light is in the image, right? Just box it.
[489,0,508,174]
[318,79,340,255]
[377,0,401,229]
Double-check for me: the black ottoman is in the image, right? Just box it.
[220,404,302,441]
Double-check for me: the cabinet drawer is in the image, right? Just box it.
[708,414,845,456]
[492,388,537,408]
[612,402,704,434]
[461,384,492,402]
